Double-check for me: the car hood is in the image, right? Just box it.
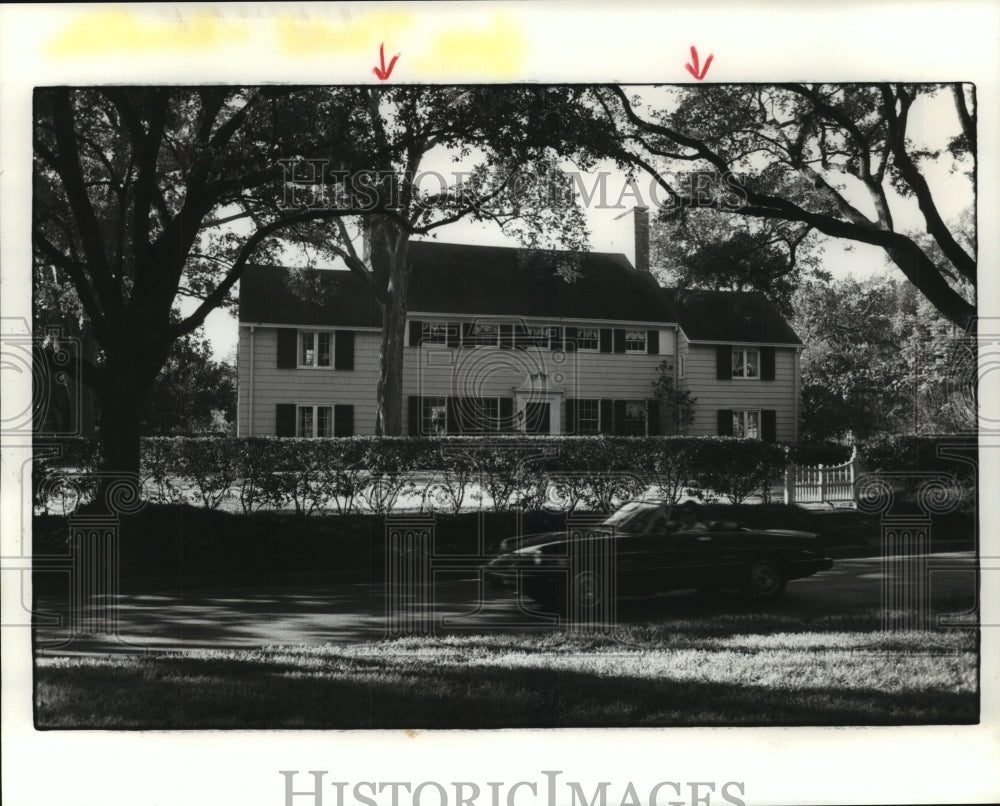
[757,528,821,539]
[498,530,576,554]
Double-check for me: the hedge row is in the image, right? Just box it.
[33,435,788,514]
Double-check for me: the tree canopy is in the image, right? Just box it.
[596,84,976,329]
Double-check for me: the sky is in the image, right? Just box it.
[195,85,975,361]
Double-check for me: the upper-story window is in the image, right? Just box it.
[299,331,333,367]
[575,327,599,351]
[732,347,760,378]
[625,330,647,353]
[468,322,500,347]
[422,322,451,345]
[522,324,559,349]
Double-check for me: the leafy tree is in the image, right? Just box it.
[33,86,375,480]
[279,86,615,435]
[33,86,614,484]
[141,330,236,435]
[650,359,696,435]
[792,275,972,442]
[598,84,976,329]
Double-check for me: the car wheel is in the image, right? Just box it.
[744,559,786,601]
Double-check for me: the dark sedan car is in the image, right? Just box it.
[484,500,833,612]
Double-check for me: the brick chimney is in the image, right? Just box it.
[633,205,650,273]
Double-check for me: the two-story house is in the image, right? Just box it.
[237,240,803,442]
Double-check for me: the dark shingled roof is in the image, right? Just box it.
[663,288,802,345]
[239,240,801,344]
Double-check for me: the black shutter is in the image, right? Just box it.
[499,397,514,431]
[599,328,613,353]
[599,399,613,434]
[647,399,661,436]
[409,321,422,347]
[760,347,776,381]
[761,409,777,442]
[647,330,659,355]
[513,323,527,350]
[461,322,474,347]
[613,328,626,354]
[446,323,460,349]
[613,400,627,435]
[716,345,732,380]
[334,330,355,370]
[500,323,514,350]
[717,409,734,436]
[565,399,576,434]
[407,396,420,435]
[334,404,354,437]
[551,326,563,352]
[446,397,460,434]
[564,326,578,352]
[276,403,296,436]
[277,328,297,368]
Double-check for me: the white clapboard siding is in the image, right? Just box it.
[239,324,677,435]
[681,341,799,442]
[239,327,381,436]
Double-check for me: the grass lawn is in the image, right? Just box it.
[35,622,977,729]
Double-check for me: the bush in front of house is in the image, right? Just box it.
[856,433,977,512]
[35,434,798,515]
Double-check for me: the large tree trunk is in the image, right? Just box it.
[375,244,411,435]
[93,361,150,508]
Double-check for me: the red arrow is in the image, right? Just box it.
[372,42,400,81]
[685,45,713,80]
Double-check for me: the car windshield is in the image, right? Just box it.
[602,501,664,533]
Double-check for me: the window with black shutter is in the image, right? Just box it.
[500,323,514,350]
[647,330,659,355]
[613,399,627,435]
[333,404,354,437]
[277,329,297,369]
[334,331,354,370]
[717,409,734,436]
[565,398,576,434]
[613,328,626,354]
[599,328,613,353]
[761,409,777,442]
[499,397,514,431]
[599,399,613,433]
[276,403,296,436]
[407,396,420,435]
[564,326,578,352]
[716,345,732,380]
[647,399,661,435]
[760,347,776,381]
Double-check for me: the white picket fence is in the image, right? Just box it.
[784,447,857,506]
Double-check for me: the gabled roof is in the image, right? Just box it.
[663,288,802,345]
[238,240,802,345]
[239,240,677,326]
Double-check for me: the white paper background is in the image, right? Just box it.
[2,3,998,805]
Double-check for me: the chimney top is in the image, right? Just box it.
[633,205,650,274]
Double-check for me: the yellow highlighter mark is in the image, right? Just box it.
[414,14,526,77]
[47,9,248,57]
[276,12,415,55]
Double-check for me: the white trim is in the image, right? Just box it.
[239,321,382,332]
[682,335,801,348]
[407,312,682,330]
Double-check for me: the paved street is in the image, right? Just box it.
[32,551,980,655]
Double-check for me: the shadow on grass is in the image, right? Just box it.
[35,637,978,730]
